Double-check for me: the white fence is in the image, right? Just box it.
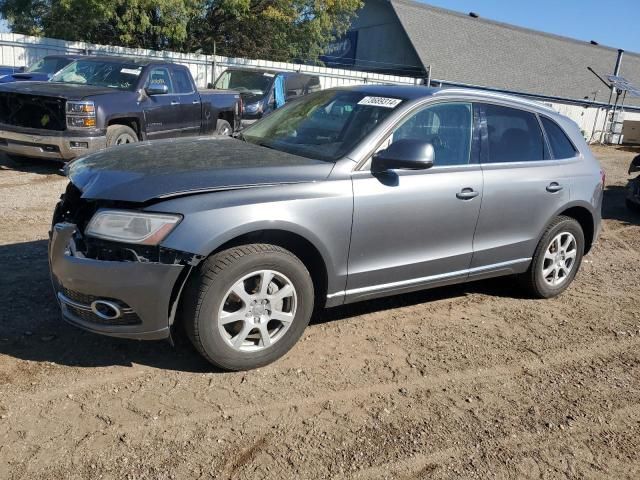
[0,32,423,90]
[1,32,639,143]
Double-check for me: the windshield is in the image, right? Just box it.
[50,60,143,90]
[242,90,403,161]
[214,70,275,96]
[26,57,66,74]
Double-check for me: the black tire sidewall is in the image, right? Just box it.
[194,248,314,370]
[532,218,584,298]
[106,125,138,147]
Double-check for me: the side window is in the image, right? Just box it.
[146,67,174,94]
[172,68,194,94]
[541,116,578,159]
[484,104,549,163]
[389,102,473,166]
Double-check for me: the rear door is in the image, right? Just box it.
[171,65,201,136]
[471,103,573,273]
[142,66,181,139]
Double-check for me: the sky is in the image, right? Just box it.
[420,0,639,53]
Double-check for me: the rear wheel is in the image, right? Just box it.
[216,119,232,136]
[520,216,584,298]
[106,124,138,147]
[182,244,314,371]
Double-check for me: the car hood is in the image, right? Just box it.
[0,81,117,99]
[67,137,335,203]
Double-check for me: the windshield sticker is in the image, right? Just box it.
[263,73,275,77]
[121,68,142,76]
[358,96,402,108]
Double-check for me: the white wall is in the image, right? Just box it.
[0,32,422,90]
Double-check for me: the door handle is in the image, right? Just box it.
[546,182,563,193]
[170,101,180,105]
[192,100,200,104]
[456,188,479,200]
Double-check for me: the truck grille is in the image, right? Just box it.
[0,92,66,131]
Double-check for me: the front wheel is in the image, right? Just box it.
[520,216,584,298]
[182,244,314,371]
[106,124,138,147]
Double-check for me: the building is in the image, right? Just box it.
[323,0,640,142]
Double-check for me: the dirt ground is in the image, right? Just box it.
[0,145,639,480]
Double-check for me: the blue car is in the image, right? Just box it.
[0,65,25,76]
[0,55,83,83]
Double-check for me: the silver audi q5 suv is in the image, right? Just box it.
[50,86,604,370]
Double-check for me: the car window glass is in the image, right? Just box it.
[541,117,578,159]
[146,67,174,94]
[172,68,193,94]
[243,90,401,161]
[389,102,472,166]
[484,104,548,163]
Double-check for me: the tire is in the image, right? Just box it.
[182,244,314,371]
[520,215,584,299]
[106,124,138,147]
[216,119,232,136]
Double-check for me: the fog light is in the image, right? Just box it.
[70,141,89,149]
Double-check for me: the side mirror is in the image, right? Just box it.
[145,84,169,96]
[371,139,435,172]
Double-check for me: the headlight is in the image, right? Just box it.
[86,210,182,245]
[66,100,96,129]
[244,101,262,114]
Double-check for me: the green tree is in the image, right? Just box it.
[0,0,362,63]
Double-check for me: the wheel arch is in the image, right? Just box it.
[558,204,595,254]
[107,117,142,140]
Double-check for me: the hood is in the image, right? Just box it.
[0,81,117,100]
[67,137,335,203]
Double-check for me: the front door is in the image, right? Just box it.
[142,66,181,139]
[471,103,573,271]
[347,102,483,303]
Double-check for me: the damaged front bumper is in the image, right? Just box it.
[49,223,187,340]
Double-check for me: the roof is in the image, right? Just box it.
[388,0,640,106]
[78,56,167,66]
[336,84,560,113]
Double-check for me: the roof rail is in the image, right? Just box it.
[433,88,558,112]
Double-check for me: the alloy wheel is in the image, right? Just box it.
[541,232,577,287]
[217,270,297,352]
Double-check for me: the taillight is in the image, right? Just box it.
[600,169,606,188]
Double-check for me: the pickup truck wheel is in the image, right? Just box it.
[519,216,584,299]
[182,244,314,371]
[106,125,138,147]
[216,119,232,136]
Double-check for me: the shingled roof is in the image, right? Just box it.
[389,0,640,106]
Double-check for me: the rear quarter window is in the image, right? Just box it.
[541,116,578,159]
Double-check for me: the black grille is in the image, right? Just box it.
[0,92,66,131]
